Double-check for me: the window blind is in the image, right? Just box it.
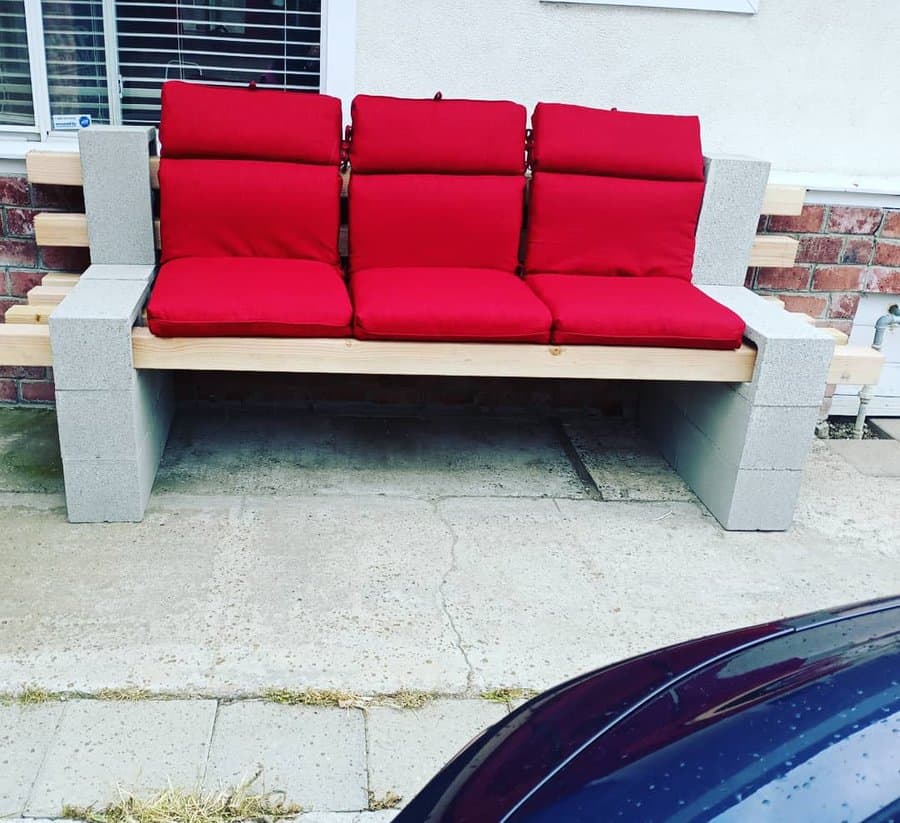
[0,1,35,127]
[116,0,322,126]
[42,0,111,125]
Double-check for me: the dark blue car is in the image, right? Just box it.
[396,597,900,822]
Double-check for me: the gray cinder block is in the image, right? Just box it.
[81,263,156,282]
[79,126,156,266]
[693,155,770,287]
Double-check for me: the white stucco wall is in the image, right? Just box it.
[354,0,900,184]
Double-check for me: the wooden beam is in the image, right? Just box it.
[748,235,799,268]
[26,151,160,189]
[827,346,885,386]
[34,212,89,247]
[0,324,53,366]
[131,328,758,382]
[760,185,806,217]
[4,304,53,324]
[41,272,81,287]
[27,285,72,307]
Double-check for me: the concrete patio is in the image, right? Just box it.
[1,404,899,817]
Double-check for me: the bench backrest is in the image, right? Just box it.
[348,95,527,273]
[524,103,705,280]
[158,81,342,265]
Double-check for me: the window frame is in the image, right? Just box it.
[540,0,759,13]
[3,0,356,144]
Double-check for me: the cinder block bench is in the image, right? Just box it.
[0,84,885,530]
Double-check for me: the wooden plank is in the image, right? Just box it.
[827,346,885,386]
[27,285,72,307]
[0,324,53,366]
[4,304,53,325]
[760,184,806,217]
[749,235,799,268]
[34,212,89,247]
[26,150,160,189]
[41,272,81,287]
[131,328,758,382]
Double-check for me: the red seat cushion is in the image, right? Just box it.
[351,268,552,343]
[147,257,352,338]
[526,275,745,349]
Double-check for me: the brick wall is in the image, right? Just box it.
[0,174,90,405]
[748,206,900,333]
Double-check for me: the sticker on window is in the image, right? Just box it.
[52,114,93,131]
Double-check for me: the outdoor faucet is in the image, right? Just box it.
[854,304,899,439]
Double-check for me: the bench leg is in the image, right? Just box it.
[49,274,172,523]
[640,287,834,531]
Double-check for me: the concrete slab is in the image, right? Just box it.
[154,410,585,500]
[301,814,398,822]
[828,439,900,477]
[0,703,65,817]
[870,418,900,441]
[204,702,367,811]
[26,699,216,817]
[563,419,694,501]
[0,409,63,494]
[366,699,507,804]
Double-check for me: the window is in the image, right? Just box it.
[1,0,354,143]
[540,0,759,13]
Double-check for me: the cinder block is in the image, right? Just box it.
[726,468,803,531]
[61,457,147,522]
[81,263,156,282]
[693,155,770,287]
[49,279,149,391]
[79,127,156,265]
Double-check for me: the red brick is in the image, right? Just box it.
[866,267,900,293]
[827,206,882,235]
[744,267,756,288]
[756,215,767,233]
[881,211,900,238]
[4,207,37,237]
[0,238,38,267]
[874,240,900,267]
[824,319,853,335]
[0,297,23,320]
[8,270,46,297]
[811,266,866,291]
[767,205,825,234]
[0,379,17,402]
[755,266,811,290]
[40,246,90,272]
[0,366,48,379]
[779,294,828,317]
[829,293,860,319]
[840,236,874,265]
[0,176,29,207]
[31,184,85,211]
[796,236,842,263]
[21,381,56,402]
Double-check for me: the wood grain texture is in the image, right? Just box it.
[0,324,53,364]
[760,184,806,216]
[3,304,53,325]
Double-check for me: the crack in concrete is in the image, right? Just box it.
[431,499,477,693]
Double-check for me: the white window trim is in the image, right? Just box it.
[1,0,356,156]
[541,0,759,13]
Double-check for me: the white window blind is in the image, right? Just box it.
[42,0,111,125]
[0,1,35,128]
[115,0,322,126]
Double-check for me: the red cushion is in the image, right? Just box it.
[351,267,552,342]
[160,81,342,164]
[527,275,744,349]
[531,103,704,181]
[160,159,341,264]
[349,174,525,273]
[525,173,703,279]
[147,257,352,338]
[350,95,526,173]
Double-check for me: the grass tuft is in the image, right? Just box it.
[96,687,151,702]
[368,790,403,811]
[263,687,361,708]
[60,775,301,823]
[17,685,58,705]
[379,690,434,710]
[480,687,538,704]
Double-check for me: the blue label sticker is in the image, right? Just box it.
[79,115,92,128]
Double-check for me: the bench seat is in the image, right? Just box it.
[351,267,552,343]
[526,275,745,349]
[147,257,352,338]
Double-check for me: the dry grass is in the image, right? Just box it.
[368,790,402,811]
[378,690,434,710]
[480,687,538,704]
[96,687,151,702]
[262,687,361,709]
[60,776,301,823]
[16,685,59,705]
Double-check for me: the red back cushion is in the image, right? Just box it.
[348,94,527,273]
[158,81,342,264]
[525,103,705,280]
